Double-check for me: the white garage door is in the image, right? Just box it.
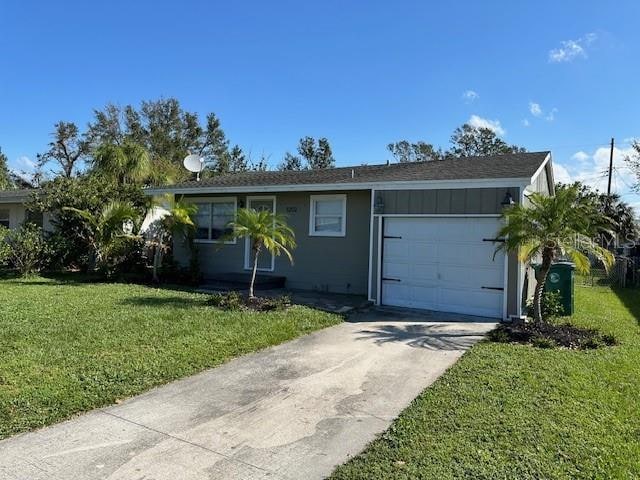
[381,217,505,318]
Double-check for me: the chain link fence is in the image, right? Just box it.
[577,256,638,288]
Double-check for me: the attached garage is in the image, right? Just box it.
[380,217,505,318]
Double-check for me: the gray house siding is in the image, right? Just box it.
[375,187,519,215]
[176,190,372,295]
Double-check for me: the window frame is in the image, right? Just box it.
[192,196,238,244]
[244,195,277,272]
[0,208,10,229]
[308,194,347,237]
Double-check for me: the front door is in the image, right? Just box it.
[244,196,276,272]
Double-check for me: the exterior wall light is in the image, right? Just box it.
[501,191,515,207]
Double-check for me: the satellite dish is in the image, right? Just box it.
[183,153,205,181]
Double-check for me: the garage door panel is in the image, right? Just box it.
[439,288,503,316]
[382,262,410,279]
[381,217,505,319]
[383,239,409,260]
[408,242,438,263]
[439,264,502,287]
[408,264,438,283]
[436,243,498,265]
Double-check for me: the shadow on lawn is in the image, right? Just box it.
[356,323,484,351]
[612,286,640,326]
[119,295,210,309]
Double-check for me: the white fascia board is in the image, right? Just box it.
[528,152,552,186]
[145,177,532,196]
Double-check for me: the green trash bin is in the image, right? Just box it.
[534,262,575,316]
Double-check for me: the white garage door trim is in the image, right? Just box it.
[376,214,508,319]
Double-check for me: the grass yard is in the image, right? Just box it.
[0,276,340,440]
[331,286,640,480]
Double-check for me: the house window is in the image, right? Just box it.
[0,209,9,229]
[309,194,346,237]
[194,198,237,243]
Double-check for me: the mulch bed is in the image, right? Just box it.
[207,291,292,312]
[489,320,617,350]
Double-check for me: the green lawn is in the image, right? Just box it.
[0,276,340,440]
[331,286,640,479]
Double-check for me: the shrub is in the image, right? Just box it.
[526,290,564,320]
[208,291,245,310]
[0,226,11,267]
[4,223,51,276]
[26,176,147,270]
[207,292,292,311]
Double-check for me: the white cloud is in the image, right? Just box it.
[468,114,505,136]
[572,151,589,162]
[545,108,558,122]
[462,90,479,102]
[17,156,36,171]
[529,102,542,117]
[522,119,530,127]
[527,102,557,122]
[549,33,597,63]
[561,146,638,195]
[553,162,572,184]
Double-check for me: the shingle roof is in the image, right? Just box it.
[150,151,551,192]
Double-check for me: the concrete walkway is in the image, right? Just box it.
[0,312,495,480]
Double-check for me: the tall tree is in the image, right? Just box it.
[0,147,13,190]
[37,122,90,178]
[557,182,638,246]
[92,141,151,185]
[296,136,335,169]
[449,124,526,157]
[279,152,304,171]
[625,140,640,190]
[387,141,444,163]
[87,99,233,183]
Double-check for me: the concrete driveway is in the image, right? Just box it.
[0,310,495,480]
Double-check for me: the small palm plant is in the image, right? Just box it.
[227,208,296,298]
[497,185,614,323]
[146,196,197,283]
[63,201,141,271]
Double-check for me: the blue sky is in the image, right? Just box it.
[1,1,639,204]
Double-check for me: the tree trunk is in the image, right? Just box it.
[152,233,164,284]
[249,242,261,299]
[533,248,554,324]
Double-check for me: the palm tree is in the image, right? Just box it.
[497,185,614,324]
[146,196,197,283]
[63,201,141,270]
[227,208,296,298]
[92,141,151,185]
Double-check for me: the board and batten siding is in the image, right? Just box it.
[370,187,521,319]
[175,190,372,295]
[375,187,519,215]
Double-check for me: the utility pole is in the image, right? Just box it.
[607,137,614,196]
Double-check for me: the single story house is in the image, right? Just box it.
[148,151,554,321]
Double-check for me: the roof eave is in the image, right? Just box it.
[145,177,533,196]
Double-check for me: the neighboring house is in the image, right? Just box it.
[0,189,33,229]
[0,189,52,231]
[147,151,554,320]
